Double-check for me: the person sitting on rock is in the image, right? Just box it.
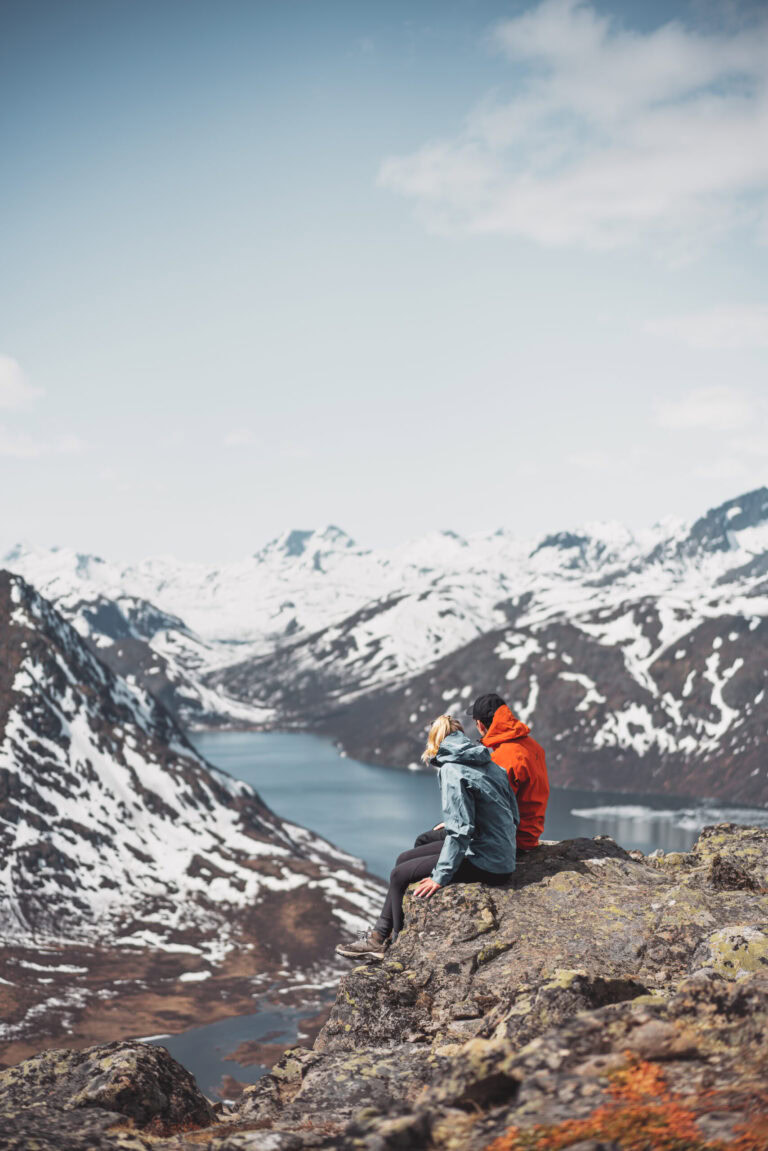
[414,692,549,854]
[335,714,519,961]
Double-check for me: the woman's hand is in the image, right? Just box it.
[413,877,442,899]
[432,822,445,831]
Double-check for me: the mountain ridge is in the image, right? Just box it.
[4,487,768,803]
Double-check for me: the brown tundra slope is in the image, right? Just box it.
[1,823,767,1150]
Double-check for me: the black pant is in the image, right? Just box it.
[373,838,510,939]
[414,827,447,848]
[416,825,532,857]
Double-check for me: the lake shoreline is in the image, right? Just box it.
[187,722,767,812]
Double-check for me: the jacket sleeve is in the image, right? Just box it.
[431,768,475,885]
[506,748,529,794]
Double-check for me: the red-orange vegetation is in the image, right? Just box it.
[484,1057,768,1151]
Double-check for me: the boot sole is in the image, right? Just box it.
[335,946,386,960]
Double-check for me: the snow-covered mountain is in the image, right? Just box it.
[0,570,383,1049]
[0,521,663,721]
[4,488,768,804]
[208,490,768,804]
[4,525,385,647]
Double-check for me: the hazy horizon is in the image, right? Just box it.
[4,481,764,567]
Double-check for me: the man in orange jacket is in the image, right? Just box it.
[468,693,549,852]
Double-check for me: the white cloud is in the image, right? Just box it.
[730,433,768,458]
[57,434,85,455]
[666,404,768,479]
[692,457,750,480]
[646,303,768,349]
[0,356,82,459]
[0,356,43,409]
[0,426,85,459]
[654,386,757,432]
[223,429,256,447]
[378,0,768,250]
[566,450,613,472]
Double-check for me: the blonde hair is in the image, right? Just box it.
[422,714,464,765]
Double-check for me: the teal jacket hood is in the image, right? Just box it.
[432,732,493,769]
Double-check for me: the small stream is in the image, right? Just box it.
[144,998,328,1100]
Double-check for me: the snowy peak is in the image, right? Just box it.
[530,531,593,570]
[2,543,108,581]
[526,521,641,580]
[687,487,768,554]
[255,525,360,566]
[206,487,768,804]
[386,529,472,573]
[282,530,316,557]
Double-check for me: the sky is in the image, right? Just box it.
[1,0,767,561]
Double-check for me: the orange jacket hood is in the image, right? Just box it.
[481,705,530,748]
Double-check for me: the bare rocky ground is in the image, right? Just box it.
[1,823,767,1151]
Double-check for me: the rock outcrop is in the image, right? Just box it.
[0,1041,213,1150]
[2,824,767,1150]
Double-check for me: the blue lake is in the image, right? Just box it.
[192,730,768,875]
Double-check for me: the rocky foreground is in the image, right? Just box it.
[2,824,767,1151]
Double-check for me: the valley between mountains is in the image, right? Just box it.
[5,486,768,803]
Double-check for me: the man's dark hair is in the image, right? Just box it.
[467,692,507,728]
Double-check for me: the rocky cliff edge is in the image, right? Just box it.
[2,824,767,1150]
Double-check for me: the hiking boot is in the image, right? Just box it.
[335,930,389,960]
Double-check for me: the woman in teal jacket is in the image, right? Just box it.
[337,716,519,960]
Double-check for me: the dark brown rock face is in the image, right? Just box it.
[0,1041,212,1149]
[2,825,767,1150]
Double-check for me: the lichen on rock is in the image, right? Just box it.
[0,1040,213,1150]
[2,824,768,1150]
[693,923,768,979]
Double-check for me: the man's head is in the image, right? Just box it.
[467,692,507,737]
